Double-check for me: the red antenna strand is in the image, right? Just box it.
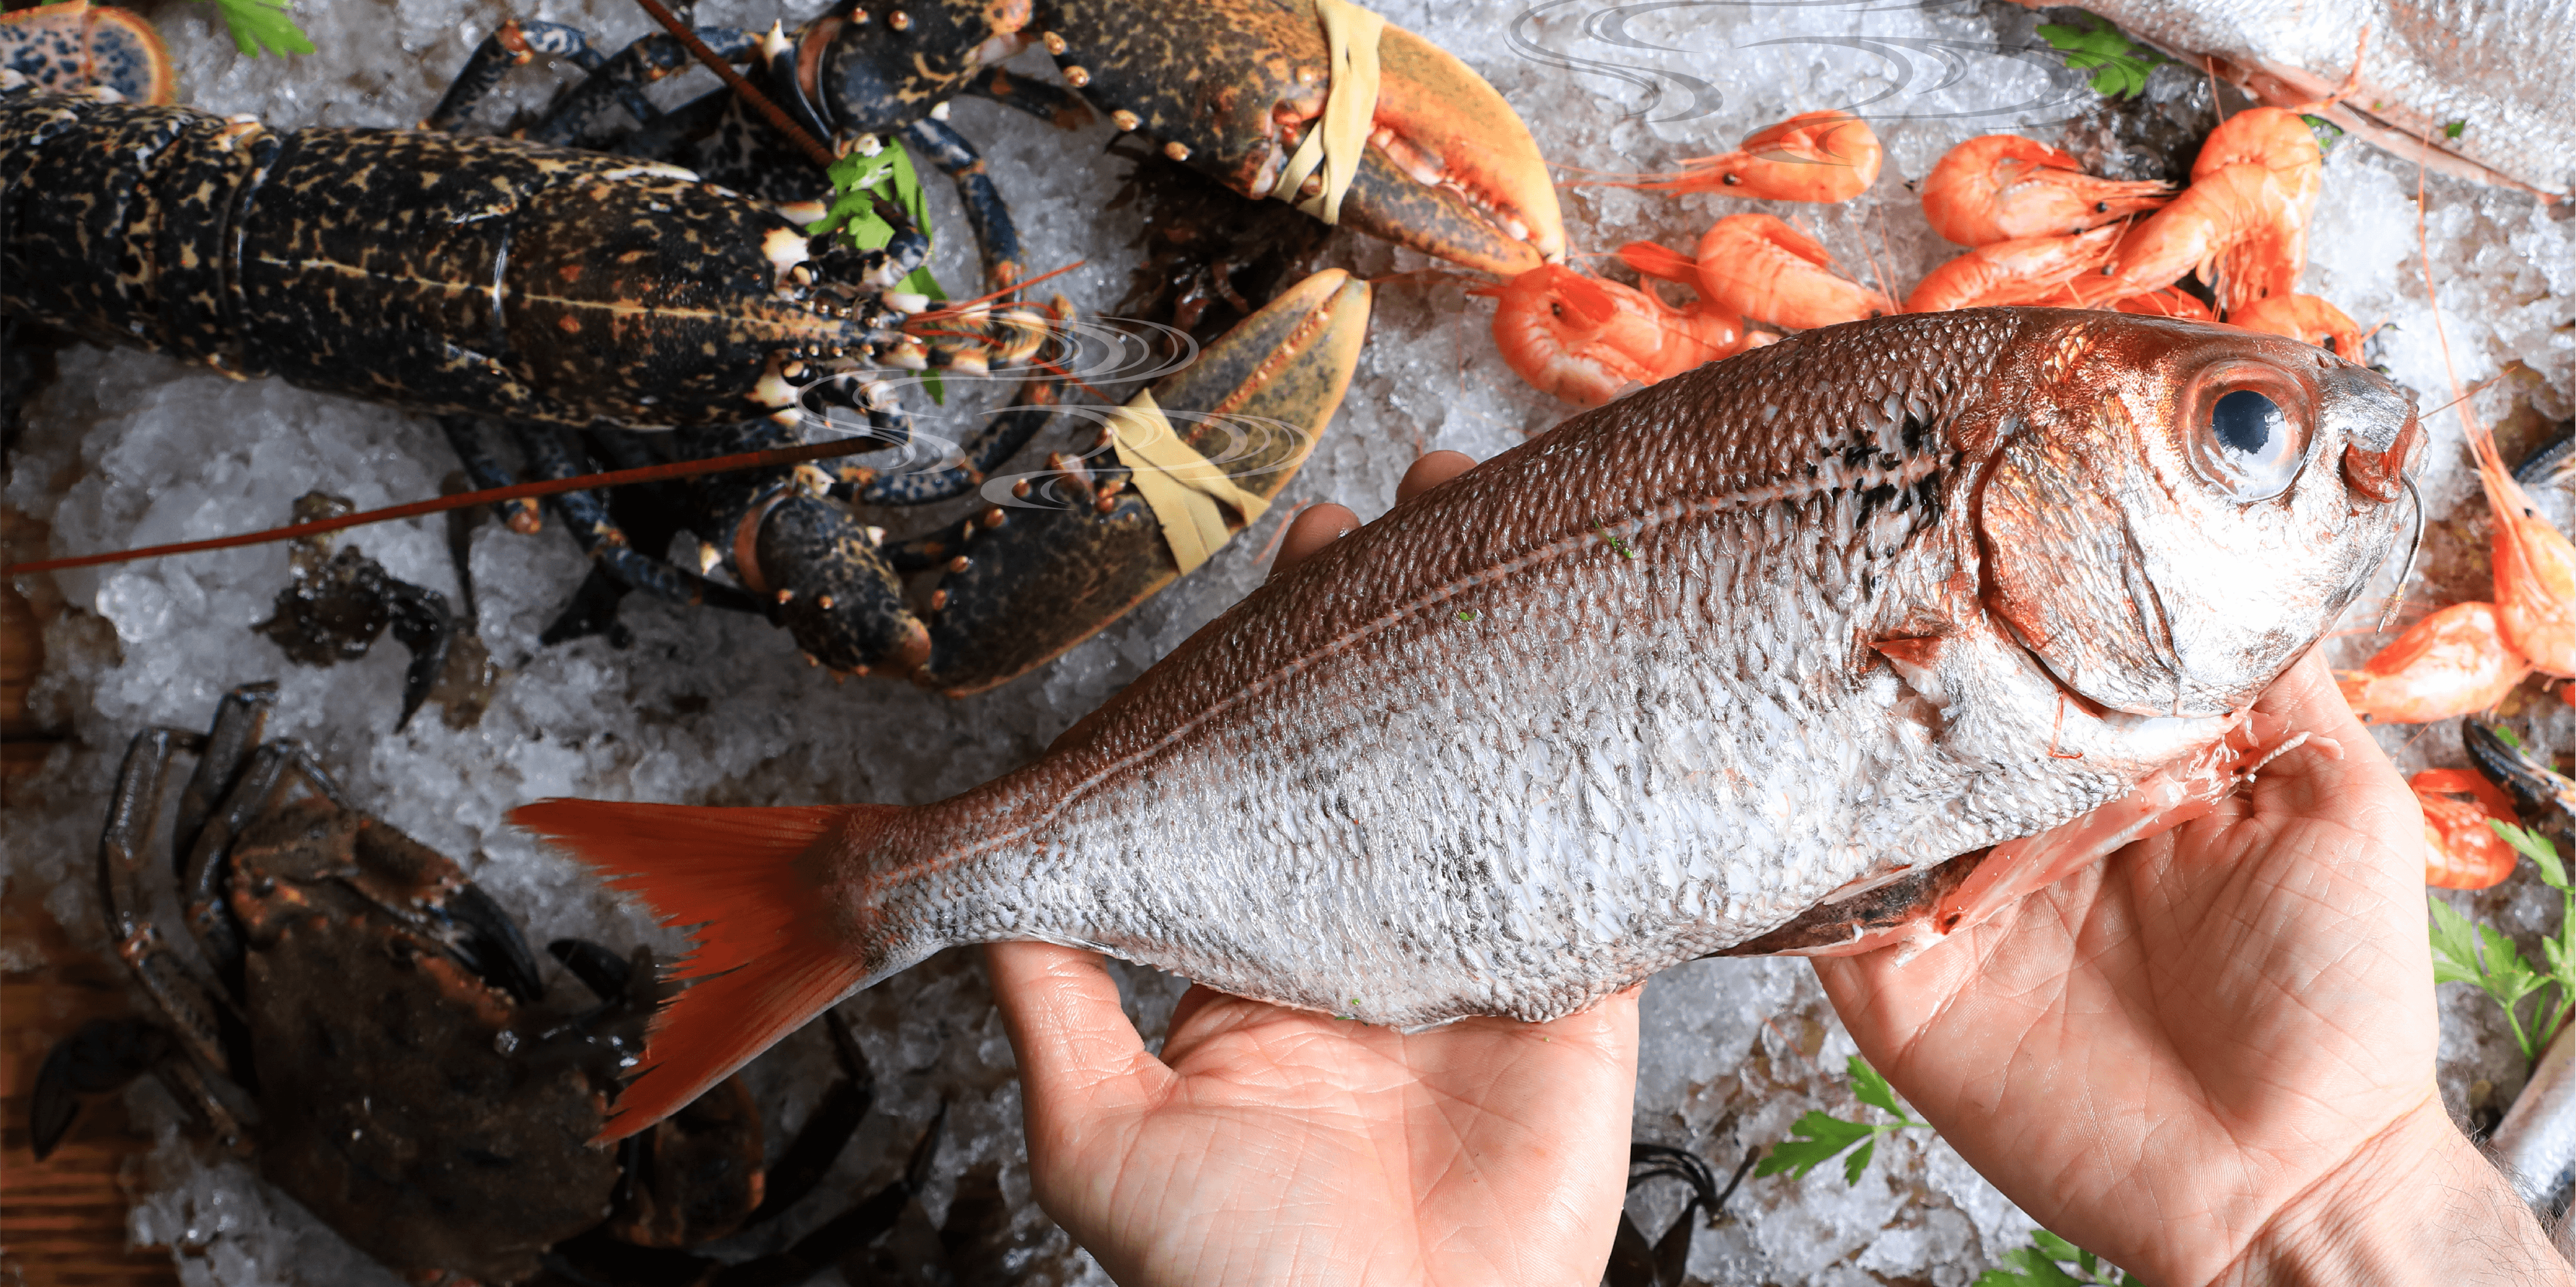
[5,437,886,577]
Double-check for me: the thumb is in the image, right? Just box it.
[985,942,1174,1121]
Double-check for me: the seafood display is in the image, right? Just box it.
[7,0,2567,1280]
[520,310,2418,1130]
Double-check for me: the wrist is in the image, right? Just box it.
[2206,1097,2569,1286]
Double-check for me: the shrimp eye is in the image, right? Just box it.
[2192,386,2307,501]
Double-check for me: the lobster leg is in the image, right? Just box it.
[900,116,1023,291]
[507,424,763,647]
[438,415,540,534]
[848,380,1061,507]
[957,66,1094,130]
[523,26,761,149]
[421,20,641,135]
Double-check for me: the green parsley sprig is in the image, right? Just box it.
[812,139,950,401]
[196,0,314,57]
[2429,815,2576,1062]
[2036,15,2162,99]
[1755,1055,1932,1185]
[1974,1230,2137,1286]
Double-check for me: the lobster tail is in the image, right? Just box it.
[511,798,905,1140]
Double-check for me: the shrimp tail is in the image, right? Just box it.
[512,798,911,1141]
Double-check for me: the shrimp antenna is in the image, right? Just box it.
[2379,473,2423,633]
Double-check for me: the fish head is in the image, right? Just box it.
[1978,312,2420,718]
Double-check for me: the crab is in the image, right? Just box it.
[28,683,942,1284]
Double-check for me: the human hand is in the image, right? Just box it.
[988,451,1642,1287]
[1815,651,2567,1283]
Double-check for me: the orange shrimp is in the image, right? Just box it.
[2108,287,2217,322]
[1617,110,1881,203]
[2337,600,2532,724]
[1634,215,1895,333]
[1916,135,2175,246]
[2468,431,2576,678]
[1902,225,2122,312]
[2191,108,2325,310]
[1477,264,1746,407]
[2091,162,2304,312]
[2412,768,2522,889]
[2227,293,2363,359]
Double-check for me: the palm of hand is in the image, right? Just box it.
[988,946,1638,1286]
[1815,654,2434,1285]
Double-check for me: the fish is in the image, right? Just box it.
[516,308,2421,1136]
[2031,0,2575,201]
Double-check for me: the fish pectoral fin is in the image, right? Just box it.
[1716,849,1987,958]
[512,797,903,1140]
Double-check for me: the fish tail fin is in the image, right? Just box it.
[510,798,907,1142]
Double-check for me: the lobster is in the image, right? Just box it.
[0,0,1562,695]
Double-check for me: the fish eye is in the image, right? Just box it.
[2185,373,2311,503]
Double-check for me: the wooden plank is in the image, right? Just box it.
[1,887,182,1287]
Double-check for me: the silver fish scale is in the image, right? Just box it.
[841,310,2388,1027]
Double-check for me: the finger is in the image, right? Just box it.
[2244,649,2414,822]
[984,942,1167,1111]
[1395,450,1475,503]
[1271,501,1358,575]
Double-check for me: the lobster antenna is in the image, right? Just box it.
[2378,473,2423,633]
[629,0,836,169]
[2,437,889,577]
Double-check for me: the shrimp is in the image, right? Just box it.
[2092,162,2305,312]
[1902,225,2123,313]
[2227,293,2363,359]
[2412,768,2523,889]
[1632,215,1895,333]
[2468,429,2576,677]
[1616,110,1881,203]
[2191,108,2325,310]
[1477,264,1746,407]
[2337,600,2532,724]
[2108,287,2217,322]
[1916,135,2175,246]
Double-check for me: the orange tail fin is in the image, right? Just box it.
[511,798,905,1141]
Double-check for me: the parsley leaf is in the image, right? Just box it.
[2443,119,2468,139]
[1756,1111,1875,1181]
[1974,1230,2136,1285]
[2036,15,2161,99]
[2491,819,2569,889]
[195,0,315,57]
[1757,1056,1932,1183]
[813,140,950,402]
[2430,755,2576,1062]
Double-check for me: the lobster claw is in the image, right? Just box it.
[1045,0,1564,275]
[915,267,1375,693]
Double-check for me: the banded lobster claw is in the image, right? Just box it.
[685,268,1374,693]
[1045,0,1564,275]
[792,0,1564,276]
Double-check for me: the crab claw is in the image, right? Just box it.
[1047,1,1564,275]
